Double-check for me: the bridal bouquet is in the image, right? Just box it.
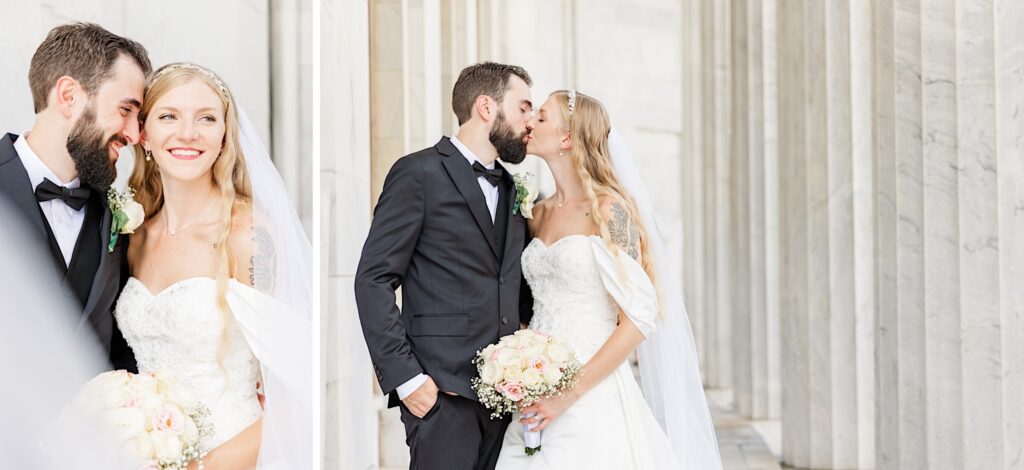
[472,329,582,455]
[73,370,213,469]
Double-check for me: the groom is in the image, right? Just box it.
[356,62,535,469]
[0,23,151,371]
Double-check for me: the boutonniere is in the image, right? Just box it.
[107,186,145,252]
[512,172,539,219]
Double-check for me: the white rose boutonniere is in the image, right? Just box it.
[512,172,538,219]
[107,186,145,252]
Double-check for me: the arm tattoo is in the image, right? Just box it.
[607,202,640,260]
[250,225,277,293]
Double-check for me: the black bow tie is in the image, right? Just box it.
[35,178,91,211]
[472,161,503,187]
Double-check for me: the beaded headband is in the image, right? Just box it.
[151,62,231,104]
[567,88,577,117]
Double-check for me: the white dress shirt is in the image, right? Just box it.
[14,133,85,267]
[395,136,502,401]
[451,135,499,223]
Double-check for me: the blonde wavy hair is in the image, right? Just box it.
[130,63,253,369]
[550,90,656,285]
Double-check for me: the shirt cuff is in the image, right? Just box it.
[396,373,429,401]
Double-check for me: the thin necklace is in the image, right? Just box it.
[166,194,219,236]
[556,194,586,209]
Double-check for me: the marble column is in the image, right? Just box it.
[775,1,874,467]
[369,0,443,202]
[871,0,1024,468]
[271,0,314,231]
[995,1,1024,467]
[727,0,783,422]
[729,0,753,417]
[681,0,708,378]
[321,0,376,468]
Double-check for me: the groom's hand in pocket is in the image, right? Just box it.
[404,376,439,418]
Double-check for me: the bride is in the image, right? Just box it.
[495,90,722,468]
[115,63,312,469]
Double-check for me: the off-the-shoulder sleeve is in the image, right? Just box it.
[589,237,660,338]
[226,282,313,467]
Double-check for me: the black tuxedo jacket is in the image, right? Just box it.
[355,136,533,405]
[0,133,135,372]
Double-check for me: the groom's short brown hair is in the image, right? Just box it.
[452,62,532,125]
[29,22,152,113]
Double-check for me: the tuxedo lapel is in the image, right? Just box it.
[80,197,114,331]
[497,163,521,265]
[437,137,499,259]
[0,133,66,274]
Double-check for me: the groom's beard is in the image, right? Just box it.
[490,110,528,164]
[66,105,121,192]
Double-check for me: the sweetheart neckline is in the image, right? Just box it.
[531,234,600,250]
[126,276,253,298]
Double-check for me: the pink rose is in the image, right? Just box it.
[151,405,186,433]
[501,382,525,402]
[529,356,549,374]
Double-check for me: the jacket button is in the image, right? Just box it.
[501,317,509,325]
[499,277,505,285]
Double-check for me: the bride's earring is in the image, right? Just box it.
[145,150,153,162]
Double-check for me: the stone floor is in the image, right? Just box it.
[706,389,784,470]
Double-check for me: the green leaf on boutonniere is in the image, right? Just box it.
[108,209,127,253]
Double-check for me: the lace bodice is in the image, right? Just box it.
[524,235,623,362]
[115,277,263,451]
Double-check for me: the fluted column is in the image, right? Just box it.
[729,0,782,422]
[871,0,1024,467]
[271,0,313,230]
[322,0,376,468]
[729,0,753,416]
[369,0,443,202]
[995,2,1024,469]
[440,0,477,133]
[776,1,875,467]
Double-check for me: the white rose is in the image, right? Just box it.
[120,199,145,234]
[502,367,523,384]
[124,433,155,462]
[497,348,522,368]
[500,335,521,349]
[522,343,546,359]
[480,361,502,385]
[544,366,564,385]
[520,186,539,219]
[149,430,184,461]
[104,407,147,442]
[98,385,130,409]
[546,343,573,364]
[129,373,159,398]
[522,368,543,387]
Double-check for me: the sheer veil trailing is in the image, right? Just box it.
[230,109,313,469]
[608,129,722,469]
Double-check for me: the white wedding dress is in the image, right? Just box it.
[496,235,681,469]
[114,277,264,451]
